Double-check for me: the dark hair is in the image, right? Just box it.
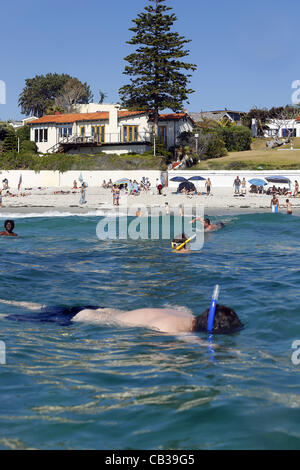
[204,217,210,224]
[193,304,243,334]
[172,233,187,243]
[4,220,15,230]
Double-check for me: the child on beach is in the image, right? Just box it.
[285,199,292,214]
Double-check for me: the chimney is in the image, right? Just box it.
[109,104,120,135]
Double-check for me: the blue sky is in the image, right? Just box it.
[1,0,299,119]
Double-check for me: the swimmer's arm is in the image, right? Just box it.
[190,217,204,224]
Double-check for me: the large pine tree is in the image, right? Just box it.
[119,0,196,135]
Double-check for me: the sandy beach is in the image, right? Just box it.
[0,186,300,216]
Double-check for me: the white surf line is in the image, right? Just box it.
[0,299,44,311]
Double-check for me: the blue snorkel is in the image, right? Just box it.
[207,284,220,333]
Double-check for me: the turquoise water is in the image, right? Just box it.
[0,212,300,450]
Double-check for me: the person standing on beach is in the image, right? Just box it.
[294,180,299,196]
[0,220,18,237]
[270,194,279,212]
[285,199,292,214]
[233,176,241,194]
[205,178,211,196]
[241,178,247,195]
[115,186,120,206]
[79,183,87,205]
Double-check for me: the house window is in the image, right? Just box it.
[282,128,296,137]
[35,128,48,142]
[80,126,85,137]
[59,127,72,139]
[91,125,105,143]
[158,126,167,142]
[123,126,138,142]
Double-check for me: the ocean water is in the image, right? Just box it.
[0,212,300,450]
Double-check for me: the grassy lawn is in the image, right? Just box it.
[193,138,300,170]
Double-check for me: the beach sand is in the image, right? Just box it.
[0,186,299,216]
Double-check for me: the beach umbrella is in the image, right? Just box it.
[265,176,291,184]
[170,176,187,182]
[78,172,83,183]
[248,178,267,186]
[188,176,206,181]
[114,178,131,185]
[177,181,196,193]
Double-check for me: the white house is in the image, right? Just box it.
[251,115,300,138]
[28,104,194,155]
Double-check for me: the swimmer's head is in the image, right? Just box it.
[193,305,243,334]
[4,220,15,232]
[171,233,187,250]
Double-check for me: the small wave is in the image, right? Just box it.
[0,210,128,219]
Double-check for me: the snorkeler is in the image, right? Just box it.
[190,216,224,232]
[73,303,243,335]
[171,233,193,252]
[0,220,18,237]
[0,298,243,335]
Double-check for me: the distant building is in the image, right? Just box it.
[9,116,38,129]
[28,104,194,155]
[190,109,244,125]
[251,115,300,138]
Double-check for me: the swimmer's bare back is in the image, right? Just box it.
[72,307,195,334]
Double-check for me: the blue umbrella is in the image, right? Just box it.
[78,172,83,183]
[188,176,206,181]
[170,176,188,182]
[248,178,267,186]
[265,176,291,184]
[115,178,131,185]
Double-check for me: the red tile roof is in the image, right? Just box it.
[28,110,147,125]
[28,110,193,126]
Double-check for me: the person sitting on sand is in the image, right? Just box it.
[73,180,78,190]
[190,216,224,232]
[72,304,243,335]
[0,220,18,237]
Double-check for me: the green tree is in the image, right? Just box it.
[2,127,18,152]
[119,0,196,135]
[19,73,93,117]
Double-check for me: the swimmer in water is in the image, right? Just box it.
[190,216,224,232]
[0,220,18,237]
[171,233,191,253]
[73,304,243,334]
[0,300,243,335]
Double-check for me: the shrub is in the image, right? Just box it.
[20,140,38,153]
[202,134,227,159]
[219,126,252,152]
